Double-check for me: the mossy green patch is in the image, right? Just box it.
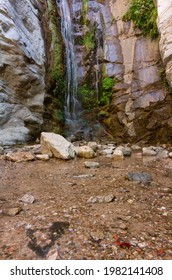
[99,77,115,106]
[123,0,158,39]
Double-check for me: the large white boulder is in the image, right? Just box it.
[40,133,75,160]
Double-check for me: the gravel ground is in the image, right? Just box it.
[0,152,172,260]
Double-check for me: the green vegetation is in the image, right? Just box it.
[83,29,95,51]
[123,0,158,39]
[99,77,115,106]
[80,0,95,51]
[78,84,97,110]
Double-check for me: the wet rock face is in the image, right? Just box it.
[104,0,172,143]
[70,0,172,143]
[0,0,45,145]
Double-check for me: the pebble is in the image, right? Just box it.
[19,194,35,204]
[1,207,22,216]
[126,172,152,183]
[169,152,172,158]
[90,230,104,241]
[73,174,95,179]
[138,242,148,248]
[119,223,128,230]
[84,161,99,168]
[36,154,50,160]
[87,194,115,204]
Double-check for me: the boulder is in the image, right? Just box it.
[40,133,75,160]
[142,147,157,156]
[112,148,124,160]
[87,141,98,151]
[74,146,96,159]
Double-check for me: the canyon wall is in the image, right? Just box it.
[0,0,46,145]
[103,0,172,143]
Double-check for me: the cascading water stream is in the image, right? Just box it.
[57,0,80,132]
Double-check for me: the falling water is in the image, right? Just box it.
[95,27,101,100]
[57,0,80,131]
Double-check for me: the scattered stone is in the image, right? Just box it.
[102,148,113,155]
[35,154,50,161]
[73,174,95,179]
[142,147,157,156]
[40,132,75,160]
[156,147,169,158]
[1,207,22,216]
[127,199,134,204]
[119,223,128,230]
[122,147,132,157]
[112,149,124,160]
[126,172,152,183]
[5,151,35,162]
[19,194,35,204]
[138,242,149,249]
[87,142,98,151]
[90,230,104,241]
[169,152,172,158]
[87,194,115,203]
[46,247,58,260]
[104,194,115,203]
[131,144,141,151]
[74,146,96,159]
[84,161,99,168]
[22,144,41,154]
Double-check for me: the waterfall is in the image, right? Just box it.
[95,27,100,100]
[57,0,80,132]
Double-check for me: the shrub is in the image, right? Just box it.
[123,0,158,39]
[99,77,115,106]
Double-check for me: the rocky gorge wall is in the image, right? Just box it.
[0,0,46,145]
[0,0,172,145]
[104,0,172,143]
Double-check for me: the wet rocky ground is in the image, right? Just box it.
[0,144,172,260]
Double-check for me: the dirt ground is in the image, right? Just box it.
[0,151,172,260]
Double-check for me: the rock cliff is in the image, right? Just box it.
[0,0,45,145]
[103,0,172,143]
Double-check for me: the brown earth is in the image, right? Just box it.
[0,152,172,260]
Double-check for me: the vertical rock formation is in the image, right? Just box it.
[0,0,45,145]
[104,0,172,143]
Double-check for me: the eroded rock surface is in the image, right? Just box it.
[0,0,45,145]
